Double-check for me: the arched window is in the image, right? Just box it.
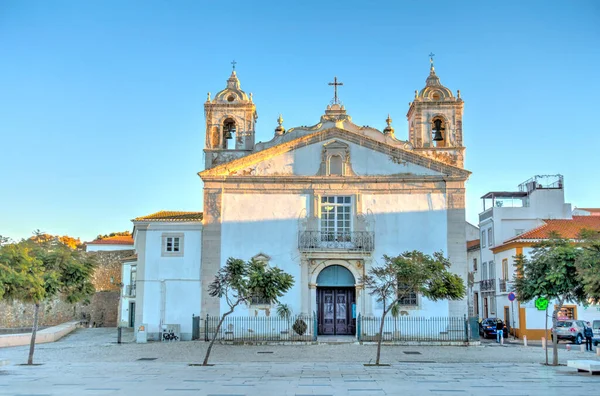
[431,116,447,147]
[222,118,236,149]
[328,155,343,176]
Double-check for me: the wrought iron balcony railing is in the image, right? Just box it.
[125,284,136,297]
[480,279,495,292]
[499,279,507,293]
[298,231,374,252]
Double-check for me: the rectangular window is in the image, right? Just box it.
[320,196,352,241]
[482,262,488,280]
[481,231,487,248]
[398,283,418,306]
[473,258,478,271]
[487,228,493,247]
[502,259,509,280]
[489,261,495,280]
[161,233,184,257]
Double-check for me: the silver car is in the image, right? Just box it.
[592,320,600,346]
[553,320,586,344]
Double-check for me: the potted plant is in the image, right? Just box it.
[277,304,292,340]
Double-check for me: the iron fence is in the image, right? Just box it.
[357,315,468,342]
[203,314,316,342]
[298,231,374,252]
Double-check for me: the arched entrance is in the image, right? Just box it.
[316,265,356,335]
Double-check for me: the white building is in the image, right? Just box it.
[85,235,134,252]
[476,174,600,339]
[118,255,138,327]
[129,61,472,341]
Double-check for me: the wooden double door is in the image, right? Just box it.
[317,287,355,335]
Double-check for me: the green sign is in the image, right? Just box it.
[535,298,549,310]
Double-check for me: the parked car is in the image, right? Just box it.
[551,320,586,344]
[479,318,498,339]
[592,320,600,346]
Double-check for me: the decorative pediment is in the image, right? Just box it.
[317,140,356,176]
[252,253,271,263]
[199,128,470,180]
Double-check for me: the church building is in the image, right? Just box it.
[128,60,471,341]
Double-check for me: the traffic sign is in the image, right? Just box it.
[508,292,516,302]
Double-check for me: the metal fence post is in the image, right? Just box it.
[357,313,362,341]
[205,314,209,342]
[117,326,122,344]
[313,311,317,341]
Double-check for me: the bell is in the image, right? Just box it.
[432,119,444,141]
[224,125,235,140]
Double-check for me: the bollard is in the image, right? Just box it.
[596,347,600,356]
[580,344,585,352]
[501,334,504,345]
[523,335,528,347]
[541,337,546,349]
[117,327,122,344]
[566,344,571,351]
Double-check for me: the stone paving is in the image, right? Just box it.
[0,328,599,395]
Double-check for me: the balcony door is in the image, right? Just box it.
[320,196,352,248]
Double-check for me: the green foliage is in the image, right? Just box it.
[292,318,307,335]
[0,238,96,305]
[208,258,294,307]
[0,235,96,365]
[276,303,292,319]
[514,234,585,305]
[203,257,294,366]
[95,231,131,240]
[576,229,600,303]
[361,250,465,365]
[362,250,466,314]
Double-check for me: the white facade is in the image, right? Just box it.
[118,258,137,327]
[129,63,472,341]
[131,220,202,340]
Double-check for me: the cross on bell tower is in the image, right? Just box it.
[328,76,343,104]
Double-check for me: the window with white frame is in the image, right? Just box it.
[481,230,487,248]
[487,228,493,247]
[161,233,184,257]
[502,258,509,280]
[482,262,488,280]
[320,196,351,241]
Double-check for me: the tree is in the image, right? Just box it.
[576,229,600,303]
[361,251,466,365]
[0,236,96,365]
[514,233,585,366]
[202,257,294,366]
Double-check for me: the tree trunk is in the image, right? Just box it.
[375,305,392,365]
[27,303,40,365]
[202,301,239,366]
[551,297,564,367]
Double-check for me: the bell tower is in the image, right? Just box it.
[204,64,257,169]
[406,55,465,168]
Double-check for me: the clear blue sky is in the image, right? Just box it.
[1,0,599,243]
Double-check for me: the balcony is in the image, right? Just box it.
[499,279,507,293]
[298,231,374,253]
[480,279,495,292]
[125,284,136,297]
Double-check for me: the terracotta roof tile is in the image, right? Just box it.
[87,235,134,245]
[467,239,480,251]
[504,216,600,243]
[133,211,203,222]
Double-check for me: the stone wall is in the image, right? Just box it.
[0,250,133,329]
